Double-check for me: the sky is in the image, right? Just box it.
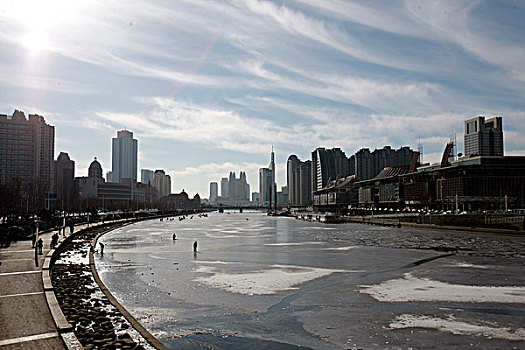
[0,0,524,199]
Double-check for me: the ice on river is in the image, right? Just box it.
[193,261,348,295]
[359,272,525,303]
[390,314,525,340]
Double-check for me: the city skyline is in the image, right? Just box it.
[1,1,524,197]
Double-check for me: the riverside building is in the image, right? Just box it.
[108,129,138,183]
[0,110,55,190]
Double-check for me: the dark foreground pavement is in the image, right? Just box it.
[0,224,93,349]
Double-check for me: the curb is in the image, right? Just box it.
[90,222,168,350]
[41,228,84,349]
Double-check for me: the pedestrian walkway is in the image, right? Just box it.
[0,223,95,350]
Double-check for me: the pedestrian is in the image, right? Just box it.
[37,238,43,255]
[193,241,197,252]
[173,233,177,240]
[31,233,36,248]
[69,224,74,234]
[99,242,104,255]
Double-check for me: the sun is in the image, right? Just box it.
[21,30,50,54]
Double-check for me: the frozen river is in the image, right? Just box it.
[96,211,525,349]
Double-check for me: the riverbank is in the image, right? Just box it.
[293,212,525,234]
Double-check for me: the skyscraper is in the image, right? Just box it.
[55,152,75,209]
[110,130,138,183]
[259,148,276,205]
[228,171,249,201]
[209,182,218,202]
[0,110,55,190]
[287,155,300,205]
[141,169,154,185]
[464,116,503,157]
[220,177,229,198]
[154,170,171,196]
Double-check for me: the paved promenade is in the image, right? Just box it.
[0,224,91,350]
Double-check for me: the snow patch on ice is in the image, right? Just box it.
[194,263,347,295]
[390,314,525,340]
[265,242,324,246]
[359,273,525,303]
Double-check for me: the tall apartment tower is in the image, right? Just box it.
[0,110,55,190]
[259,168,273,203]
[259,148,276,205]
[220,177,229,199]
[311,147,350,193]
[209,182,218,202]
[55,152,75,208]
[464,116,503,157]
[110,130,138,183]
[141,169,154,185]
[269,148,276,206]
[287,155,301,206]
[299,160,312,206]
[154,169,171,196]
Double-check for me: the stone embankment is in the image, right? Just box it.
[51,222,163,350]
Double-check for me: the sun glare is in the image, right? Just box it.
[8,0,87,55]
[21,31,50,54]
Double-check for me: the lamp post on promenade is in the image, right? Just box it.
[34,219,39,267]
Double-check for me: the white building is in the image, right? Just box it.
[154,169,171,196]
[110,130,138,183]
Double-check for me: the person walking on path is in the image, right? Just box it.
[69,223,74,234]
[193,241,197,252]
[173,233,177,240]
[99,242,104,256]
[37,238,43,254]
[31,233,36,248]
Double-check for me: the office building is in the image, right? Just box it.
[209,182,218,202]
[110,129,138,183]
[299,160,312,205]
[252,192,260,202]
[0,110,55,190]
[55,152,75,209]
[228,171,249,201]
[220,177,229,198]
[464,116,503,157]
[259,149,276,205]
[259,168,273,203]
[287,155,301,206]
[154,170,171,197]
[141,169,154,185]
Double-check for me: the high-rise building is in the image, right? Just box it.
[287,155,301,206]
[55,152,75,209]
[354,146,415,181]
[311,147,350,192]
[209,182,218,202]
[228,171,249,201]
[141,169,154,185]
[220,177,229,198]
[259,168,273,203]
[154,170,171,196]
[299,160,312,205]
[0,110,55,190]
[110,130,138,183]
[259,149,276,205]
[464,116,503,157]
[287,155,313,206]
[252,192,260,202]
